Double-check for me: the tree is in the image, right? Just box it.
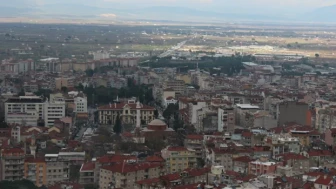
[18,89,25,96]
[0,179,37,189]
[163,104,178,120]
[61,86,68,93]
[85,69,94,77]
[173,113,184,131]
[34,88,52,100]
[75,83,84,91]
[315,53,320,58]
[0,119,8,128]
[154,110,159,119]
[113,114,122,134]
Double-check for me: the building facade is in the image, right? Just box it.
[74,97,88,113]
[0,148,25,181]
[5,96,44,126]
[24,158,47,187]
[161,146,197,173]
[98,100,155,125]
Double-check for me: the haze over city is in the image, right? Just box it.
[1,1,336,189]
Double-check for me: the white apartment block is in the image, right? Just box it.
[5,96,65,127]
[5,96,44,126]
[44,99,66,127]
[74,97,88,113]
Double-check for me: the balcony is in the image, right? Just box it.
[28,171,35,176]
[119,175,127,180]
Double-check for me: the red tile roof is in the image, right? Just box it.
[171,183,201,189]
[136,178,161,185]
[68,140,81,148]
[330,128,336,135]
[253,146,271,152]
[166,96,174,100]
[314,175,332,185]
[242,131,253,137]
[308,150,332,157]
[101,162,161,173]
[25,157,45,163]
[302,182,314,189]
[146,155,165,162]
[98,102,155,110]
[236,174,257,182]
[1,148,24,155]
[122,132,133,137]
[97,154,137,164]
[225,170,240,177]
[167,146,189,151]
[186,135,203,140]
[80,162,95,172]
[184,167,210,177]
[233,156,253,163]
[161,173,181,181]
[212,148,235,154]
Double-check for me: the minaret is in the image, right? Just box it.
[30,134,37,158]
[136,101,141,128]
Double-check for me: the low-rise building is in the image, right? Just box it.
[99,162,163,189]
[24,157,47,187]
[248,159,278,176]
[161,146,197,173]
[0,148,25,181]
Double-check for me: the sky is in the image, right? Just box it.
[7,0,336,15]
[19,0,336,9]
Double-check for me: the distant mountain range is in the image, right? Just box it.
[0,3,335,23]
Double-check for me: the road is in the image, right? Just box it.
[158,40,187,58]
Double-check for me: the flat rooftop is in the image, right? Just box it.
[236,104,260,109]
[6,96,44,103]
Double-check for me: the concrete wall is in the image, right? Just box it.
[278,102,309,126]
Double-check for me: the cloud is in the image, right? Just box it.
[100,13,117,18]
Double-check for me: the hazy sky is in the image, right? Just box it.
[11,0,336,14]
[34,0,336,7]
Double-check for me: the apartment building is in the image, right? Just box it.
[161,146,197,173]
[275,153,309,174]
[5,96,66,127]
[44,96,66,127]
[24,157,47,187]
[278,101,310,126]
[99,161,163,189]
[188,101,207,125]
[45,154,70,186]
[233,156,253,173]
[218,107,235,133]
[163,80,185,95]
[316,108,336,132]
[74,97,88,113]
[325,128,336,146]
[98,100,155,125]
[209,148,234,171]
[270,135,300,158]
[55,77,74,90]
[184,135,203,158]
[0,148,25,181]
[5,96,44,126]
[248,159,278,176]
[79,162,95,185]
